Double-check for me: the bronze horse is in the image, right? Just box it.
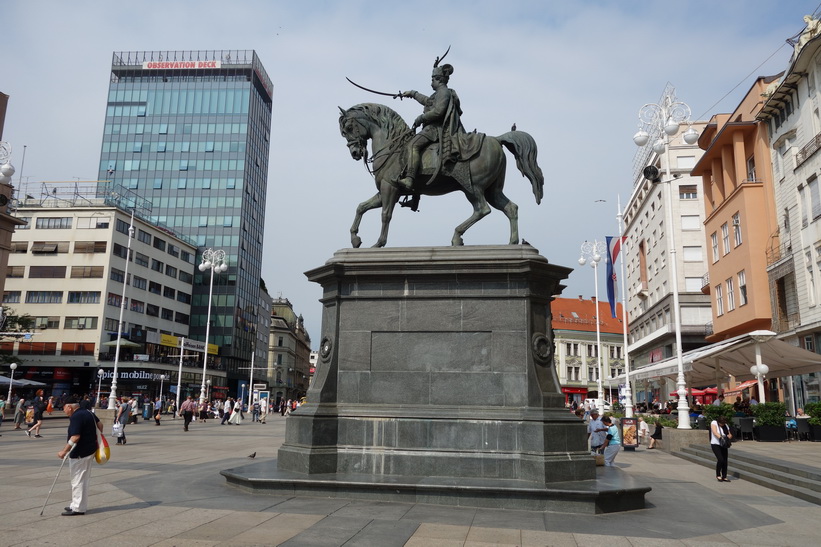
[339,103,544,247]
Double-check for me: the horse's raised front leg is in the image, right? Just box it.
[452,192,491,246]
[350,193,382,248]
[374,185,401,248]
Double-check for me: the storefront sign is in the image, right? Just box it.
[142,61,221,70]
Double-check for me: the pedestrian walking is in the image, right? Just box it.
[26,389,46,438]
[228,401,242,425]
[710,415,734,482]
[586,409,607,455]
[601,416,621,467]
[13,396,26,429]
[180,396,196,431]
[57,398,103,516]
[221,398,234,425]
[116,398,132,445]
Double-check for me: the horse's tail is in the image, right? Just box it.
[496,131,544,204]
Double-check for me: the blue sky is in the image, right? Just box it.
[2,1,816,343]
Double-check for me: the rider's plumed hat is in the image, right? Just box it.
[431,63,454,81]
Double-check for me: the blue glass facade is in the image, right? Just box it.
[97,50,272,381]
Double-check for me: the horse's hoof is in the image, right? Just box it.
[372,241,386,248]
[451,237,464,246]
[352,236,362,248]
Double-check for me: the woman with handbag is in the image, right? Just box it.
[710,415,734,482]
[116,398,132,445]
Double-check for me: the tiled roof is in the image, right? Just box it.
[551,297,626,335]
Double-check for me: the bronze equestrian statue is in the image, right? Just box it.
[340,53,544,248]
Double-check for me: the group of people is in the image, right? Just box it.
[584,409,622,467]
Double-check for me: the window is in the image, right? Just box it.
[137,230,151,244]
[181,250,193,264]
[149,281,162,295]
[17,342,57,355]
[76,216,110,229]
[64,317,98,330]
[132,276,147,290]
[165,265,177,278]
[2,291,21,303]
[104,317,119,332]
[163,286,176,299]
[809,177,821,220]
[135,253,149,267]
[711,233,719,263]
[74,241,107,253]
[30,242,60,254]
[146,304,159,317]
[11,241,27,253]
[721,223,730,255]
[683,246,703,262]
[685,277,703,292]
[176,291,191,304]
[113,243,128,259]
[16,217,31,229]
[116,219,130,235]
[26,291,63,304]
[151,259,163,272]
[67,291,101,304]
[8,265,24,277]
[746,156,757,182]
[726,278,735,311]
[175,312,190,325]
[153,178,163,189]
[107,293,122,307]
[33,316,60,329]
[153,237,166,252]
[161,308,174,321]
[70,266,104,278]
[715,283,724,316]
[179,271,193,283]
[110,268,125,283]
[167,244,179,258]
[681,215,700,231]
[586,344,599,358]
[29,266,66,278]
[130,299,145,313]
[35,217,72,229]
[738,270,748,306]
[732,213,742,246]
[61,343,95,356]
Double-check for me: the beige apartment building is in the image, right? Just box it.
[1,196,216,399]
[691,75,779,341]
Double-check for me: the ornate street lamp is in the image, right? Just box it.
[96,368,105,409]
[579,240,606,411]
[108,210,136,410]
[6,363,18,412]
[633,87,700,429]
[159,374,166,401]
[197,248,227,405]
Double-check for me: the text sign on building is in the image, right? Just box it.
[142,61,222,70]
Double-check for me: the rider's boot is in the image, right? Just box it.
[397,147,419,190]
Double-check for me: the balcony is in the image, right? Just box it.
[701,271,710,294]
[796,130,821,167]
[766,240,793,268]
[771,313,800,334]
[704,322,713,336]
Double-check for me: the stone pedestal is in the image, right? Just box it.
[222,246,650,512]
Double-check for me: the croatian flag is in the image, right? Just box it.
[605,236,626,318]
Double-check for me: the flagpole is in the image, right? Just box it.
[617,196,634,418]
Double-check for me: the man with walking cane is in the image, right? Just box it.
[56,399,101,515]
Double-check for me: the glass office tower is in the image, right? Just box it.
[97,50,272,388]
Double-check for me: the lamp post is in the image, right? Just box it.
[206,379,211,402]
[633,88,699,429]
[240,383,246,409]
[615,200,634,418]
[108,209,136,410]
[96,368,105,408]
[197,248,227,406]
[750,330,776,403]
[579,240,606,411]
[6,363,18,413]
[159,374,166,402]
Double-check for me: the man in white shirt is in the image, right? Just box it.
[712,394,724,406]
[587,409,607,455]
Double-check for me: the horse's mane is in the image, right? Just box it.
[349,103,410,139]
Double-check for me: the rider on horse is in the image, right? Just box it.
[396,63,481,190]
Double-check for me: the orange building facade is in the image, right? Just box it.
[691,76,779,341]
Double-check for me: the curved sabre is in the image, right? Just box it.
[346,77,402,99]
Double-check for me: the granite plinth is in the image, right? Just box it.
[221,459,650,514]
[260,246,648,512]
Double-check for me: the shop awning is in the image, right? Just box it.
[0,375,48,387]
[625,330,821,384]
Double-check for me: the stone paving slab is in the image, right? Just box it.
[2,414,820,545]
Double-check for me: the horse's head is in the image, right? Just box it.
[339,106,370,161]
